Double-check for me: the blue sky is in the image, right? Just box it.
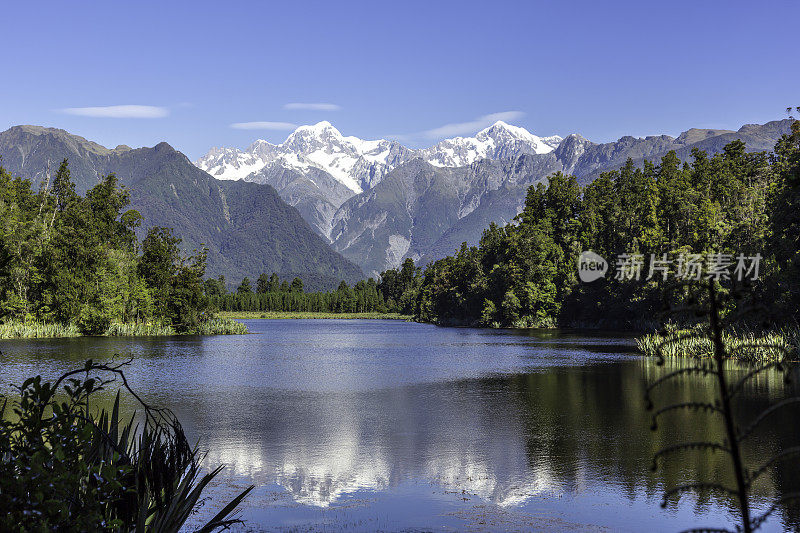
[1,0,797,159]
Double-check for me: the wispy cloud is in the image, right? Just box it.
[283,102,341,111]
[230,121,298,130]
[382,133,411,142]
[423,111,525,138]
[61,105,169,118]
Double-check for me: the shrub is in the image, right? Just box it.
[0,361,253,531]
[77,306,112,335]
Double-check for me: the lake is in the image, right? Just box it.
[1,319,798,532]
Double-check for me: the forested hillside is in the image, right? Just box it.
[0,126,364,289]
[379,121,800,328]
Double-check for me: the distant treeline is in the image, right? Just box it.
[0,160,225,334]
[206,273,389,313]
[377,122,800,328]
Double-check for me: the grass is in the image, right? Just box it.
[218,310,413,320]
[0,321,81,339]
[636,324,800,362]
[190,317,249,335]
[105,322,177,336]
[0,318,249,339]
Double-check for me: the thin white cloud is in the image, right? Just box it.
[423,111,525,138]
[283,102,342,111]
[61,105,169,118]
[230,121,298,130]
[382,133,411,142]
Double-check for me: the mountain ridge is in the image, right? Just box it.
[319,119,792,275]
[194,120,563,241]
[0,126,364,290]
[1,118,791,281]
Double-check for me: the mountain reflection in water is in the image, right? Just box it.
[1,320,798,532]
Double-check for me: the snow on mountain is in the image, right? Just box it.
[420,121,563,168]
[196,140,276,181]
[195,121,411,194]
[277,121,412,193]
[194,120,562,193]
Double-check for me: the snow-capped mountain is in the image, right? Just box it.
[194,120,565,245]
[197,140,277,181]
[194,120,561,193]
[195,121,412,194]
[278,122,412,192]
[420,121,562,167]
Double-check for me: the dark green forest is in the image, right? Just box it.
[380,121,800,328]
[207,273,388,313]
[0,160,222,334]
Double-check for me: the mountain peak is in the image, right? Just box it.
[294,121,339,135]
[554,133,595,172]
[476,121,562,150]
[478,120,525,137]
[486,120,511,129]
[196,119,568,195]
[675,128,731,145]
[420,121,563,167]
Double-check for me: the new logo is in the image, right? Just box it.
[578,250,608,283]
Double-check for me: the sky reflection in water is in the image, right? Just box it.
[1,320,797,532]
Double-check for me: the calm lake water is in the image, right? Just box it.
[1,319,798,532]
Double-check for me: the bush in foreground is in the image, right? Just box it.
[0,360,253,531]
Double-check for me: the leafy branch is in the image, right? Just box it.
[646,279,799,532]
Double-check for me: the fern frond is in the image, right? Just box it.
[662,482,739,507]
[728,361,786,398]
[652,442,731,472]
[748,447,800,485]
[737,397,800,442]
[651,402,724,428]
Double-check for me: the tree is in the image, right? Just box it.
[237,277,253,294]
[256,273,270,294]
[269,273,280,292]
[290,277,303,293]
[0,160,218,332]
[378,258,421,314]
[769,119,800,318]
[204,276,226,298]
[169,247,209,331]
[51,158,76,214]
[413,134,797,328]
[138,227,181,318]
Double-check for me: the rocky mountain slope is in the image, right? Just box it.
[195,121,562,240]
[329,155,562,276]
[324,120,792,275]
[197,119,792,277]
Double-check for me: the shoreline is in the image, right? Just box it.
[0,317,247,340]
[218,311,413,320]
